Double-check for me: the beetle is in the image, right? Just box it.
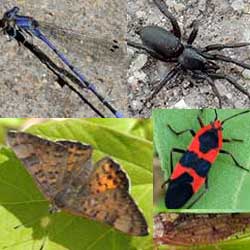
[128,0,250,113]
[162,109,250,209]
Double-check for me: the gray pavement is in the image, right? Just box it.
[0,0,127,117]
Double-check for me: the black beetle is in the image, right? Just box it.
[128,0,250,112]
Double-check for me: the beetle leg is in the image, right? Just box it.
[220,149,249,172]
[153,0,181,39]
[161,147,186,188]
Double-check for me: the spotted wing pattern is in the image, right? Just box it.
[56,140,93,188]
[54,157,148,236]
[7,131,67,201]
[61,189,149,236]
[88,157,129,194]
[7,131,149,236]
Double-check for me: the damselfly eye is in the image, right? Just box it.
[4,11,12,19]
[4,6,20,19]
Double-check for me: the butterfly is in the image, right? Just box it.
[6,131,148,236]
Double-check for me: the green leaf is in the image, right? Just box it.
[153,109,250,211]
[84,118,153,141]
[0,118,153,250]
[0,118,26,145]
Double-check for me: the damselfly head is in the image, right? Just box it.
[3,6,20,20]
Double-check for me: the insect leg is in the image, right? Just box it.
[153,0,181,38]
[197,115,205,128]
[223,138,244,143]
[198,109,218,127]
[170,148,186,173]
[220,149,249,172]
[167,124,196,137]
[187,177,209,208]
[161,148,186,188]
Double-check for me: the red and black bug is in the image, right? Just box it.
[163,109,250,209]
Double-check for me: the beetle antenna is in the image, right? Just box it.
[221,110,250,125]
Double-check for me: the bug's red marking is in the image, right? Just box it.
[189,121,223,162]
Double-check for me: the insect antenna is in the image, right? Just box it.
[221,110,250,125]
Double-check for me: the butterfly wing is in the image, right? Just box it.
[60,189,149,236]
[6,131,68,201]
[56,140,93,188]
[88,157,129,194]
[54,157,148,236]
[7,132,148,236]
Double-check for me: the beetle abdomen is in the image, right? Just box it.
[140,26,183,59]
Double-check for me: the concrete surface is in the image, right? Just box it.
[128,0,250,117]
[0,0,127,117]
[1,0,250,118]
